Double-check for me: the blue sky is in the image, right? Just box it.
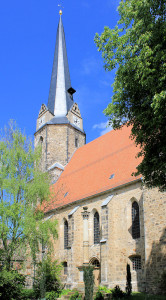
[0,0,120,143]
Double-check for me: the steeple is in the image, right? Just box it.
[47,11,75,117]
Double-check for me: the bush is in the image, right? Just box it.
[46,290,59,300]
[33,256,62,299]
[0,269,25,300]
[69,290,82,300]
[94,286,112,300]
[21,288,35,299]
[94,291,104,300]
[60,288,72,296]
[98,286,112,294]
[111,285,125,299]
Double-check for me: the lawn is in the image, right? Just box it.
[124,293,166,300]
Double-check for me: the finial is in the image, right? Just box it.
[59,9,62,15]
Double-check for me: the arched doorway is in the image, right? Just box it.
[90,258,100,286]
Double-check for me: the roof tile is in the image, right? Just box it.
[42,126,142,212]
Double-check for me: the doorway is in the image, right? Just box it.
[90,258,100,286]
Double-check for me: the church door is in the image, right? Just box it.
[90,259,100,286]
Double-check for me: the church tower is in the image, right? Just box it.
[34,11,86,182]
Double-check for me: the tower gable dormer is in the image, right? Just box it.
[67,103,83,131]
[36,104,53,131]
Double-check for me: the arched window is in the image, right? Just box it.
[91,259,100,268]
[94,212,100,244]
[64,220,68,249]
[62,261,68,275]
[132,201,140,239]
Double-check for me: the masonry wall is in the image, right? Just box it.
[143,187,166,294]
[34,124,85,173]
[45,181,166,293]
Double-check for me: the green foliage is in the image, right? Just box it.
[60,288,72,296]
[95,0,166,190]
[0,121,58,270]
[126,263,132,296]
[69,290,82,300]
[94,286,112,299]
[21,288,35,299]
[0,269,25,300]
[46,290,59,300]
[98,285,112,294]
[83,265,94,300]
[111,285,125,299]
[94,291,105,300]
[33,255,62,299]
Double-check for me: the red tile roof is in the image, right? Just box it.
[43,126,142,213]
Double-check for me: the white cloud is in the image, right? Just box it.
[93,121,108,129]
[100,126,112,135]
[93,121,112,136]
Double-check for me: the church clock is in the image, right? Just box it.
[73,116,80,127]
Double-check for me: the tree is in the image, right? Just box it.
[0,121,58,271]
[83,265,94,300]
[33,255,62,299]
[95,0,166,190]
[126,263,132,296]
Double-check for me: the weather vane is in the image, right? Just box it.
[58,2,64,15]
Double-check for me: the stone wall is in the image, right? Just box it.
[34,123,85,181]
[143,187,166,294]
[46,181,166,293]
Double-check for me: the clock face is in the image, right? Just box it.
[73,116,80,127]
[39,116,45,127]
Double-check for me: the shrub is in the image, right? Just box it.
[98,286,112,294]
[94,291,104,300]
[111,285,125,299]
[0,269,25,300]
[33,256,62,299]
[46,290,59,300]
[60,288,72,296]
[69,290,82,300]
[21,288,35,299]
[83,265,94,300]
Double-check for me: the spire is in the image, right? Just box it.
[47,11,75,117]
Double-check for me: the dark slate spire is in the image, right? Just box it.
[47,11,75,117]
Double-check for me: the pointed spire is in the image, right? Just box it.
[47,12,75,117]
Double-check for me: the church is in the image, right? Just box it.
[34,11,166,294]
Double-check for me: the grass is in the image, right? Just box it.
[122,292,166,300]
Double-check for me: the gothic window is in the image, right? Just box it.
[62,261,68,275]
[132,201,140,239]
[131,256,141,270]
[64,220,68,249]
[39,136,43,143]
[94,212,100,244]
